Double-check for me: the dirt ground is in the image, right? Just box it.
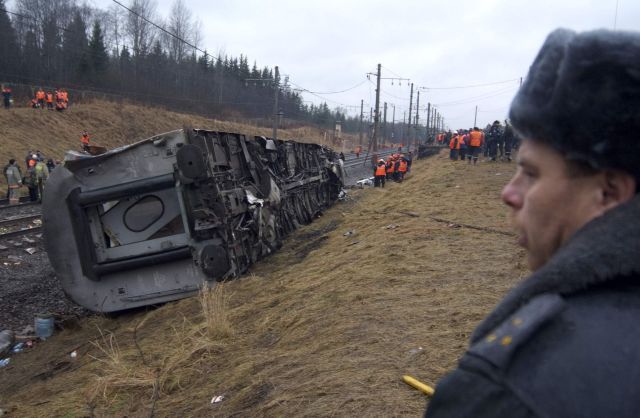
[0,150,528,417]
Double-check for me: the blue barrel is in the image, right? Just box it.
[35,314,54,340]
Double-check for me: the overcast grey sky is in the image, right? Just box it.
[90,0,640,129]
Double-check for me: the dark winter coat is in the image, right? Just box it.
[425,193,640,418]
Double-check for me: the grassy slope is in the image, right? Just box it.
[0,151,528,417]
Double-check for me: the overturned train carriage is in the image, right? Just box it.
[43,129,344,312]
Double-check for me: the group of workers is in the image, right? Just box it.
[3,153,56,204]
[373,152,412,187]
[436,120,518,164]
[30,88,70,111]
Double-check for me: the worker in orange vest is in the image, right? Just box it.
[81,131,90,151]
[386,156,395,181]
[449,132,461,160]
[35,88,45,109]
[398,156,408,181]
[46,92,54,110]
[467,127,485,165]
[374,159,387,188]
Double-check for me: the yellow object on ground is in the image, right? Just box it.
[402,375,435,396]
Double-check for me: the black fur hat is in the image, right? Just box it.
[509,28,640,179]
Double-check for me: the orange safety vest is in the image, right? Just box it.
[36,90,45,100]
[375,164,386,176]
[398,160,408,173]
[81,134,90,145]
[386,160,395,173]
[46,93,53,103]
[450,135,460,150]
[469,130,484,147]
[62,91,68,102]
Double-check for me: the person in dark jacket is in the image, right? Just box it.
[425,28,640,418]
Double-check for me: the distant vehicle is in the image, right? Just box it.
[43,129,344,312]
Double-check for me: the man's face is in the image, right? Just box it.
[501,140,604,270]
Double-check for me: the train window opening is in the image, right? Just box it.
[123,195,164,232]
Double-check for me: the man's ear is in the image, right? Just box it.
[601,170,636,208]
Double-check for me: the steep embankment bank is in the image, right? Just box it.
[0,151,527,417]
[0,100,354,189]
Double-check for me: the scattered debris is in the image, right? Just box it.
[402,375,434,396]
[0,358,10,368]
[70,350,78,359]
[211,395,224,404]
[343,230,355,237]
[22,238,36,244]
[7,255,20,261]
[356,177,374,188]
[25,247,37,255]
[429,216,515,236]
[0,245,7,251]
[11,342,24,353]
[385,224,398,230]
[399,211,420,218]
[338,189,348,201]
[495,172,503,176]
[347,241,360,246]
[0,330,14,355]
[408,346,424,355]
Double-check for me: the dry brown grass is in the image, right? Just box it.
[198,281,234,340]
[0,149,529,417]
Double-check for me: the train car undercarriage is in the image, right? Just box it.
[43,129,343,312]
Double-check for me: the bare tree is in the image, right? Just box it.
[124,0,156,58]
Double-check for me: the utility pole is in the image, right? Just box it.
[474,105,478,127]
[372,63,381,151]
[382,102,388,145]
[392,105,396,142]
[402,111,406,143]
[426,102,431,142]
[359,99,364,145]
[414,90,420,147]
[272,66,279,140]
[407,83,414,149]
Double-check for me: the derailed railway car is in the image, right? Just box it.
[43,129,344,312]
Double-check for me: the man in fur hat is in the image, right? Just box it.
[425,28,640,417]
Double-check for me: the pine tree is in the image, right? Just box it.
[0,0,19,78]
[88,21,109,83]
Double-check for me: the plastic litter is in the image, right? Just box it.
[408,346,424,355]
[25,247,37,255]
[211,395,224,404]
[70,350,78,358]
[11,342,24,353]
[343,230,355,236]
[0,358,10,368]
[385,224,398,230]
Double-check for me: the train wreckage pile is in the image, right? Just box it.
[43,129,345,312]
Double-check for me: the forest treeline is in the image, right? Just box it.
[0,0,392,135]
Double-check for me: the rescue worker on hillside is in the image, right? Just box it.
[46,91,54,110]
[458,130,468,161]
[81,131,90,151]
[386,155,395,181]
[486,120,502,161]
[34,158,49,202]
[374,158,386,188]
[397,156,408,182]
[424,28,640,418]
[24,159,39,202]
[36,88,45,109]
[503,120,515,162]
[467,127,485,165]
[449,132,460,160]
[2,85,11,109]
[5,159,22,204]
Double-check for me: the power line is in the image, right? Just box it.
[300,80,368,95]
[420,78,520,90]
[434,85,517,107]
[111,0,213,60]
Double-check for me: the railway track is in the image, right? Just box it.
[0,206,43,242]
